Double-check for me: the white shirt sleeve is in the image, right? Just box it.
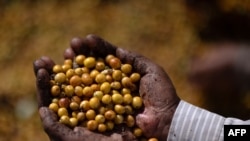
[167,100,250,141]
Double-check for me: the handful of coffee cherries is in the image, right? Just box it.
[48,53,158,141]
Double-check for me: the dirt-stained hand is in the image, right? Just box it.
[33,34,180,141]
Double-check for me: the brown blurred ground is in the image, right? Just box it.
[0,0,249,140]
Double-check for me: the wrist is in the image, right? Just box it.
[158,99,180,141]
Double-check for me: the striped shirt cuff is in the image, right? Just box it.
[167,100,225,141]
[167,100,250,141]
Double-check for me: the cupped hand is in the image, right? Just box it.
[33,34,180,141]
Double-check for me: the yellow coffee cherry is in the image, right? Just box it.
[82,86,94,97]
[51,85,61,97]
[69,117,78,127]
[112,93,123,104]
[54,72,66,84]
[126,115,135,127]
[64,85,74,97]
[104,110,116,120]
[100,82,111,94]
[148,138,158,141]
[132,96,143,109]
[80,100,90,111]
[89,97,100,109]
[87,120,98,131]
[98,123,107,133]
[114,104,125,115]
[114,114,124,124]
[75,55,85,65]
[58,107,68,117]
[84,57,96,69]
[59,115,70,125]
[123,93,133,105]
[53,64,63,73]
[74,86,83,97]
[121,64,132,74]
[86,109,96,120]
[106,121,114,131]
[95,114,106,124]
[133,128,143,137]
[49,102,59,112]
[102,94,112,105]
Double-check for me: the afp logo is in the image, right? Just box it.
[224,125,250,141]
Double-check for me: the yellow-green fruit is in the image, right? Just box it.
[114,114,124,124]
[77,112,85,121]
[132,96,143,109]
[105,54,115,64]
[112,93,123,104]
[75,55,85,65]
[95,61,105,71]
[64,85,74,97]
[102,94,112,104]
[98,123,107,133]
[93,91,104,100]
[51,85,60,97]
[87,120,98,131]
[53,65,63,73]
[133,128,143,137]
[80,100,90,111]
[125,105,134,115]
[126,115,135,127]
[54,72,66,83]
[59,115,70,125]
[121,64,132,74]
[62,64,71,72]
[58,107,68,117]
[112,70,122,81]
[74,86,83,97]
[49,102,59,112]
[84,57,96,69]
[69,117,78,127]
[130,73,141,83]
[74,68,83,76]
[114,104,125,114]
[69,101,79,111]
[89,97,100,109]
[86,109,96,120]
[95,114,106,124]
[95,73,106,84]
[64,59,73,66]
[123,94,133,104]
[111,81,121,90]
[100,82,111,94]
[66,69,75,79]
[104,110,116,120]
[82,86,94,97]
[106,121,114,131]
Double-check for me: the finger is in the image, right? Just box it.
[33,56,55,75]
[36,68,51,107]
[39,107,75,141]
[64,47,76,60]
[70,37,91,56]
[85,34,117,58]
[116,48,162,75]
